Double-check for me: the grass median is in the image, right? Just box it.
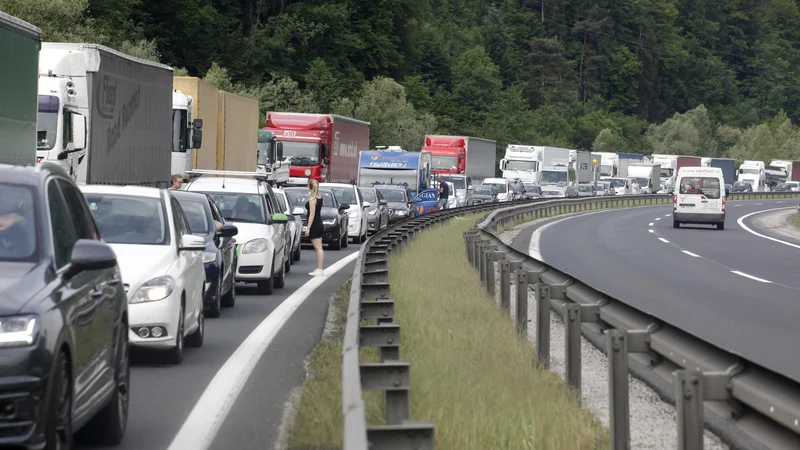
[792,213,800,230]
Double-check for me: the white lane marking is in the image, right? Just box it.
[655,217,661,221]
[648,229,654,233]
[755,203,763,205]
[658,238,669,243]
[737,207,800,250]
[649,222,654,226]
[777,201,784,204]
[167,252,359,450]
[664,214,671,217]
[731,270,772,283]
[529,210,613,261]
[733,204,742,207]
[681,250,700,258]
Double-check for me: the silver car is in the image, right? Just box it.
[274,188,302,263]
[360,187,389,233]
[577,183,596,197]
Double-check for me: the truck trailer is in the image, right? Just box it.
[217,91,259,172]
[706,158,735,186]
[265,112,371,185]
[36,43,174,186]
[423,135,497,183]
[1,12,41,166]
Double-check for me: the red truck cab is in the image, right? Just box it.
[422,136,466,175]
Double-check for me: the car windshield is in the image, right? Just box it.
[607,179,626,188]
[484,182,507,193]
[200,193,267,223]
[175,198,210,235]
[282,141,320,165]
[474,186,494,195]
[84,194,169,245]
[376,189,406,202]
[361,189,376,202]
[733,181,750,188]
[326,186,357,205]
[0,184,37,261]
[37,95,59,151]
[678,177,721,198]
[540,171,567,184]
[442,176,466,189]
[579,185,593,192]
[431,155,458,171]
[284,189,335,208]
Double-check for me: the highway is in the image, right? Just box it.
[78,246,358,450]
[513,198,800,382]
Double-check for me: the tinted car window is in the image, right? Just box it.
[48,181,78,268]
[0,183,38,262]
[177,198,211,235]
[361,188,376,203]
[203,193,267,223]
[327,186,357,205]
[58,179,98,240]
[376,189,406,202]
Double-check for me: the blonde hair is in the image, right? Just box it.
[308,179,319,199]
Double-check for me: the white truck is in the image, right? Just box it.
[737,160,766,192]
[539,147,576,198]
[171,90,204,177]
[626,164,660,194]
[571,150,594,183]
[36,43,174,186]
[591,151,618,178]
[499,144,540,183]
[651,154,678,190]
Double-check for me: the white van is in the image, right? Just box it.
[482,177,512,202]
[673,166,726,230]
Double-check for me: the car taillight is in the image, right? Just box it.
[673,195,677,211]
[722,197,726,212]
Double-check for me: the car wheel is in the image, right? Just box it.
[361,228,367,242]
[330,233,342,250]
[342,230,349,248]
[221,275,236,308]
[207,275,221,318]
[75,322,129,445]
[293,244,301,262]
[166,304,184,365]
[257,253,275,295]
[44,351,72,450]
[275,252,286,288]
[186,308,204,348]
[284,248,291,273]
[717,222,725,230]
[673,221,680,229]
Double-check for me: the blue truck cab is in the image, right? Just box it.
[357,148,436,216]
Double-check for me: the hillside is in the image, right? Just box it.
[5,0,800,162]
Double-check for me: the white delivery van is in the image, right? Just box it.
[673,166,726,230]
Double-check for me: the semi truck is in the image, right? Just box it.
[1,12,41,166]
[571,150,594,183]
[264,112,371,185]
[676,156,701,172]
[539,147,576,198]
[737,160,766,191]
[499,145,539,183]
[423,135,497,183]
[356,148,432,196]
[257,129,289,185]
[173,76,217,176]
[36,43,173,186]
[590,151,618,178]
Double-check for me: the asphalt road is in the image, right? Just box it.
[512,198,800,382]
[79,244,358,450]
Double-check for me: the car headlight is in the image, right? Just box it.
[395,210,407,216]
[0,316,38,347]
[243,238,268,254]
[131,275,175,304]
[368,210,376,215]
[202,251,217,263]
[323,218,336,225]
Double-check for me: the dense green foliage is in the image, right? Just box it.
[6,0,800,161]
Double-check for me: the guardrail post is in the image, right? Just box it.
[564,303,581,397]
[500,261,511,313]
[607,329,629,450]
[478,242,486,286]
[536,284,551,369]
[675,370,704,450]
[485,247,497,296]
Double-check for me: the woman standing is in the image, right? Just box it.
[305,179,325,276]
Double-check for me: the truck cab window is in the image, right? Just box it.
[172,109,188,153]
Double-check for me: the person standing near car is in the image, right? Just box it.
[305,179,325,276]
[169,174,183,190]
[437,175,449,210]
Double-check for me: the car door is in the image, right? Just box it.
[208,197,235,289]
[414,189,439,216]
[169,196,201,329]
[262,184,285,273]
[46,178,106,417]
[375,189,388,228]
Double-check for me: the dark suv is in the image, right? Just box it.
[0,162,129,448]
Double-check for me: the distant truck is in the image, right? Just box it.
[264,112,370,185]
[217,91,259,172]
[676,156,701,172]
[173,76,217,176]
[424,135,497,183]
[616,152,646,178]
[499,145,539,183]
[36,43,173,186]
[0,12,41,166]
[356,148,433,196]
[704,158,735,186]
[571,150,594,183]
[257,129,289,185]
[737,160,765,191]
[590,151,618,178]
[538,147,576,198]
[626,164,660,194]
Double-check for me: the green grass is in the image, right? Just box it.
[792,213,800,230]
[388,213,607,449]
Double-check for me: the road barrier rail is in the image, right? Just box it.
[466,191,800,450]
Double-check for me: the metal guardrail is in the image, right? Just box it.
[464,191,800,450]
[341,199,531,450]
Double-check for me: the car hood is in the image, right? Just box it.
[0,262,45,315]
[298,207,340,221]
[226,221,274,245]
[386,201,408,210]
[109,244,176,299]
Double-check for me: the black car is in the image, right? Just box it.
[523,184,542,199]
[0,162,129,448]
[375,186,414,224]
[730,181,752,193]
[171,190,239,318]
[472,185,498,204]
[773,182,792,192]
[283,188,349,250]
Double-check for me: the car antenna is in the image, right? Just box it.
[221,177,226,189]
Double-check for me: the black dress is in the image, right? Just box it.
[305,196,324,239]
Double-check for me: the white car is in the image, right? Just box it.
[80,185,207,364]
[185,175,290,294]
[274,188,302,263]
[320,183,370,244]
[482,178,512,202]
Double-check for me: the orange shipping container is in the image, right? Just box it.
[217,91,259,171]
[173,76,219,170]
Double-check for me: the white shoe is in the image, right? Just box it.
[309,268,324,276]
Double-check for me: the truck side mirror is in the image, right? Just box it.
[499,159,507,171]
[276,141,284,160]
[193,118,203,130]
[72,114,87,150]
[323,158,330,165]
[191,129,203,149]
[323,145,330,158]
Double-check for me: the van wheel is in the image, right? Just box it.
[717,222,725,230]
[673,221,680,229]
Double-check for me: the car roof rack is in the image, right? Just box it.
[187,169,269,182]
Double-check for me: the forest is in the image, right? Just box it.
[6,0,800,163]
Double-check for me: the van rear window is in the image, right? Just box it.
[679,177,720,198]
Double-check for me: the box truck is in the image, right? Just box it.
[706,158,735,186]
[216,91,259,172]
[36,43,173,186]
[1,12,41,166]
[264,112,371,185]
[423,135,497,183]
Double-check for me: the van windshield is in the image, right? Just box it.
[678,177,721,199]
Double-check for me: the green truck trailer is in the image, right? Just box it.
[0,11,41,166]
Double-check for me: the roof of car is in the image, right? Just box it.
[185,176,263,193]
[0,161,72,186]
[79,184,164,199]
[170,190,210,202]
[320,182,356,189]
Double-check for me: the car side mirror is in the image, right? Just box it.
[340,203,351,210]
[66,239,117,278]
[217,224,238,238]
[72,114,87,150]
[379,199,387,206]
[271,213,289,224]
[338,205,348,212]
[362,201,371,208]
[180,234,206,252]
[292,207,305,215]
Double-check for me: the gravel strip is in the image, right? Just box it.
[487,224,729,450]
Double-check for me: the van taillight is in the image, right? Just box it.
[673,195,677,211]
[722,197,726,212]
